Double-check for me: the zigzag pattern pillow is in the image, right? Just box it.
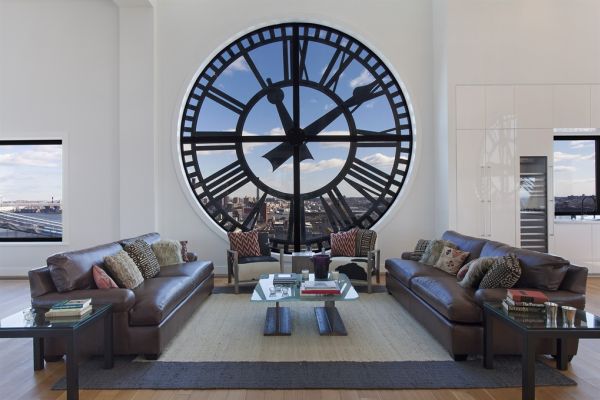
[228,230,261,257]
[331,228,358,257]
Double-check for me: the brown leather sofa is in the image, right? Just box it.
[385,230,588,360]
[28,232,214,360]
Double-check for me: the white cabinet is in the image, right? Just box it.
[553,85,591,128]
[515,85,553,129]
[456,86,485,129]
[456,129,516,245]
[592,85,600,128]
[486,86,514,130]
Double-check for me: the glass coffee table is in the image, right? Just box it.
[483,302,600,400]
[251,273,358,336]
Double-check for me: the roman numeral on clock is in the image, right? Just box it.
[200,160,250,202]
[195,85,246,115]
[320,188,356,232]
[242,192,267,229]
[344,159,398,204]
[320,49,353,92]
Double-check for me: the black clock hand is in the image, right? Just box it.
[263,79,313,171]
[263,80,381,170]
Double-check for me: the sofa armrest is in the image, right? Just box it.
[559,264,588,295]
[28,266,57,297]
[401,251,418,260]
[186,252,198,262]
[31,288,136,312]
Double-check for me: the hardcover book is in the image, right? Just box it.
[507,289,548,304]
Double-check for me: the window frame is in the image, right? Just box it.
[0,139,64,243]
[553,135,600,216]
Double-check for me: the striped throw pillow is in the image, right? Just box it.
[331,228,358,257]
[228,230,261,257]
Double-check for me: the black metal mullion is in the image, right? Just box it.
[291,25,302,252]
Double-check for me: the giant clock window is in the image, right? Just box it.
[179,23,414,252]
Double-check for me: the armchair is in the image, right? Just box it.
[227,232,284,294]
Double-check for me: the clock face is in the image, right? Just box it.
[179,23,413,252]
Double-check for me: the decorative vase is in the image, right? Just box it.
[312,254,331,280]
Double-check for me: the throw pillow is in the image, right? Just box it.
[151,240,184,266]
[228,230,261,258]
[458,257,495,288]
[420,239,457,266]
[92,265,118,289]
[331,228,358,257]
[103,250,144,289]
[355,229,377,257]
[456,263,470,281]
[434,246,470,275]
[180,240,189,262]
[409,239,430,261]
[124,239,161,279]
[479,254,522,289]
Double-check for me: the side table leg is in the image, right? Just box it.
[556,338,568,371]
[104,311,114,369]
[66,334,79,400]
[522,335,536,400]
[33,337,44,370]
[483,311,494,369]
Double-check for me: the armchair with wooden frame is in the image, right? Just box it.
[227,231,284,294]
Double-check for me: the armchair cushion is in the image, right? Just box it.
[331,228,358,256]
[238,255,278,264]
[228,230,261,257]
[236,256,280,282]
[355,229,377,257]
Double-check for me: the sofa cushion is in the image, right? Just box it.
[129,276,195,326]
[385,258,452,287]
[479,254,521,289]
[158,261,214,287]
[480,242,570,291]
[458,257,495,288]
[442,230,487,262]
[411,275,482,323]
[119,232,161,247]
[123,239,161,279]
[152,240,184,267]
[104,250,144,289]
[473,288,586,309]
[48,242,123,292]
[434,246,470,275]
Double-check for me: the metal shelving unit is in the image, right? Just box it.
[520,157,548,252]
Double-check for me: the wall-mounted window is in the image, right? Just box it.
[0,140,63,242]
[554,136,598,218]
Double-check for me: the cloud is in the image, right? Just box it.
[570,140,594,149]
[554,151,595,162]
[281,158,346,173]
[349,69,374,88]
[319,130,351,149]
[554,165,576,173]
[223,57,249,75]
[0,146,61,168]
[361,153,395,168]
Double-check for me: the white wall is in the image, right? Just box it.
[155,0,436,271]
[0,0,120,275]
[445,0,600,231]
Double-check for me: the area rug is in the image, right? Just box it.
[52,292,576,390]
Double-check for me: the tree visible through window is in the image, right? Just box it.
[554,137,598,217]
[0,140,63,241]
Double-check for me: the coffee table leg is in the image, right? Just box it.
[66,334,79,400]
[33,337,44,370]
[556,338,568,371]
[483,311,494,369]
[314,301,347,336]
[103,310,114,369]
[522,335,536,400]
[264,302,291,336]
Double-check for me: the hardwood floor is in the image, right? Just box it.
[1,276,599,400]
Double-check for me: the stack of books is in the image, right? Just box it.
[45,298,92,321]
[273,273,300,285]
[501,289,548,314]
[300,280,341,296]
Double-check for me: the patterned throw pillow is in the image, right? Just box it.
[409,239,430,261]
[103,250,144,289]
[434,246,470,275]
[228,230,261,258]
[458,257,495,288]
[355,229,377,257]
[151,240,184,266]
[419,239,457,266]
[479,254,522,289]
[124,239,160,279]
[456,263,470,281]
[180,240,189,262]
[331,228,358,257]
[92,265,118,289]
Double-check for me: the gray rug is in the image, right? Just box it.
[53,357,575,390]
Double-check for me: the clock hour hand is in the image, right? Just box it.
[263,79,313,171]
[263,80,382,171]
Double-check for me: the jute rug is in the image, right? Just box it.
[52,292,576,390]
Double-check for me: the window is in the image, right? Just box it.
[178,23,414,252]
[554,136,598,217]
[0,140,63,242]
